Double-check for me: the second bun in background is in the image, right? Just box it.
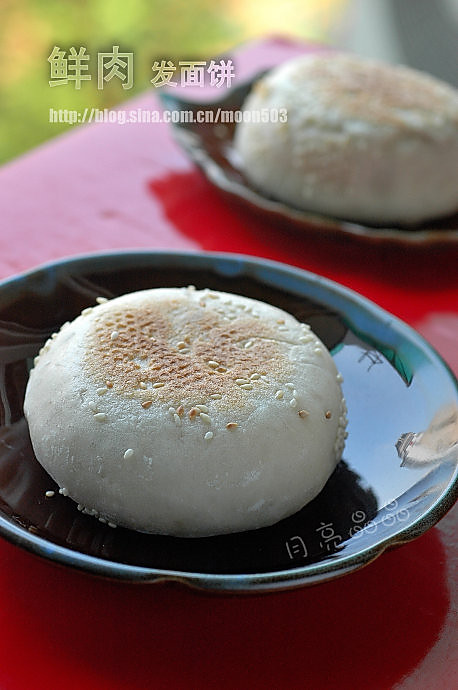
[234,53,458,225]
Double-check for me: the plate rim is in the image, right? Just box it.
[0,248,456,592]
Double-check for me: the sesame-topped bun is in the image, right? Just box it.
[24,287,347,537]
[234,53,458,224]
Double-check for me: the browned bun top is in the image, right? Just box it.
[279,53,458,130]
[85,288,293,410]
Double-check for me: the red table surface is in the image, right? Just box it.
[0,38,457,690]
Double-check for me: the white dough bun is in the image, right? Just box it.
[24,287,347,537]
[234,53,458,224]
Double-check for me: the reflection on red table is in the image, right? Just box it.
[0,38,456,690]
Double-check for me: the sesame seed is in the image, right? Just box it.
[244,340,253,348]
[235,378,250,385]
[208,360,219,368]
[298,410,309,419]
[168,407,176,414]
[289,399,297,408]
[108,522,117,529]
[77,504,84,511]
[292,390,298,398]
[139,382,147,390]
[173,413,181,425]
[123,449,134,460]
[250,373,260,380]
[240,384,253,390]
[314,347,323,354]
[96,296,108,304]
[196,405,209,413]
[210,394,222,400]
[299,335,313,343]
[34,356,40,366]
[277,319,285,324]
[217,366,227,373]
[337,373,344,383]
[59,487,69,497]
[45,490,55,498]
[189,407,199,419]
[94,412,107,422]
[88,401,98,411]
[177,341,186,349]
[106,381,113,388]
[98,517,107,524]
[96,387,108,395]
[176,405,184,416]
[152,382,165,388]
[275,390,284,400]
[142,400,152,409]
[278,326,288,332]
[325,410,332,419]
[110,331,119,340]
[199,412,212,424]
[81,307,93,316]
[204,431,214,441]
[226,422,238,430]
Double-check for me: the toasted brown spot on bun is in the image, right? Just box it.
[85,295,292,408]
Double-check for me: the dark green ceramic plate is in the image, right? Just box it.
[0,251,456,592]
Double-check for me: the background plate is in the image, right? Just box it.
[160,75,458,247]
[0,251,456,592]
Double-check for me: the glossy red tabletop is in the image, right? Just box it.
[0,38,456,690]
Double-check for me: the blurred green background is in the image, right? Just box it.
[3,0,456,165]
[0,0,345,164]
